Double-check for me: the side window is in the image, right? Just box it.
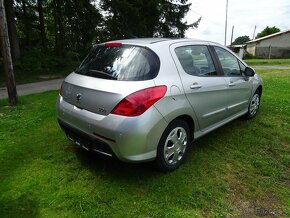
[175,45,217,76]
[214,47,241,76]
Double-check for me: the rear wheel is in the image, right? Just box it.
[245,90,261,119]
[156,119,191,172]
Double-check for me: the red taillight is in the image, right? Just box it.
[111,86,167,117]
[59,84,63,96]
[104,42,122,47]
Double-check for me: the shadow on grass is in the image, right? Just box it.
[74,146,159,179]
[0,194,39,218]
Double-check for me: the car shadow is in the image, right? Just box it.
[74,146,160,180]
[189,116,249,149]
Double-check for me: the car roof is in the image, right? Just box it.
[114,38,171,44]
[107,38,221,47]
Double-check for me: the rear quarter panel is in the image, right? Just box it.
[148,42,200,132]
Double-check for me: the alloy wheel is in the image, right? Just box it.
[163,127,188,165]
[249,93,260,116]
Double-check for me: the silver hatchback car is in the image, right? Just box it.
[56,38,263,171]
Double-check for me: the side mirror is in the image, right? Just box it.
[244,67,255,77]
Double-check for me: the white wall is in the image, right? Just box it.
[257,32,290,47]
[246,32,290,58]
[246,43,257,56]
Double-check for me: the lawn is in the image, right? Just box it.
[0,69,289,217]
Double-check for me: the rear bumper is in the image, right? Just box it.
[58,119,115,157]
[56,96,168,162]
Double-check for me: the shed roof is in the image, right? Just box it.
[246,29,290,44]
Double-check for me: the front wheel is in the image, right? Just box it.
[245,90,261,119]
[155,119,191,172]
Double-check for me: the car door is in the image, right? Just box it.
[212,46,252,117]
[170,43,228,131]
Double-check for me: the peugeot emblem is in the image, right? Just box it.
[76,93,82,102]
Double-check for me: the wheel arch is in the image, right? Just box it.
[170,114,195,141]
[256,85,263,96]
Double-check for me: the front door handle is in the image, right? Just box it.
[229,82,236,87]
[190,83,202,89]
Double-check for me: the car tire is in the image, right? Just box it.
[156,119,191,172]
[245,90,261,119]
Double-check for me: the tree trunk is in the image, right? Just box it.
[53,0,65,54]
[37,0,47,50]
[4,0,20,60]
[21,0,30,45]
[52,0,58,53]
[0,0,18,105]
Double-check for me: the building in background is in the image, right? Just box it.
[228,44,246,59]
[246,30,290,58]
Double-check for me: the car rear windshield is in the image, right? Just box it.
[75,44,160,81]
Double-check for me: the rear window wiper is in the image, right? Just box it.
[88,69,117,80]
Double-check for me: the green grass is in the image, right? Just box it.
[244,58,290,66]
[0,69,289,217]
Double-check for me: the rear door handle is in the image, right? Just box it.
[229,82,236,87]
[190,83,202,89]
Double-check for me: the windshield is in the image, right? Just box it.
[75,44,160,81]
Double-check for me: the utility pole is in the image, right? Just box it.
[0,0,18,105]
[252,25,257,40]
[224,0,228,46]
[230,26,234,45]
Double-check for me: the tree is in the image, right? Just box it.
[9,0,200,54]
[53,0,65,54]
[101,0,160,39]
[101,0,201,39]
[0,0,18,105]
[37,0,47,51]
[45,0,103,53]
[4,0,20,60]
[232,35,250,45]
[14,0,40,47]
[256,26,280,39]
[155,0,201,38]
[20,0,30,45]
[64,0,103,51]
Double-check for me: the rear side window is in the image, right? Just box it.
[175,45,217,76]
[75,45,160,81]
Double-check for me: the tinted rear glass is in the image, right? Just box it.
[75,45,160,81]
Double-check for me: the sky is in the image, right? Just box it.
[185,0,290,45]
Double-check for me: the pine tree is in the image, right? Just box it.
[101,0,201,39]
